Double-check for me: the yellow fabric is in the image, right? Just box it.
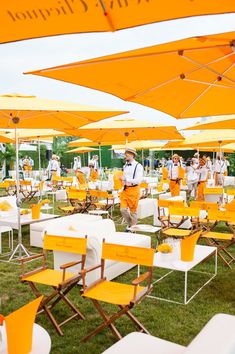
[162,167,168,180]
[66,146,98,153]
[5,296,43,354]
[207,210,235,223]
[204,187,224,195]
[76,171,86,185]
[197,181,206,201]
[23,269,76,287]
[0,200,13,211]
[68,190,86,200]
[102,243,154,267]
[158,199,184,208]
[163,228,191,237]
[31,204,41,219]
[169,180,180,197]
[2,2,234,43]
[82,281,145,306]
[44,234,87,255]
[113,170,123,190]
[120,185,140,213]
[169,206,200,217]
[202,232,233,241]
[111,141,165,151]
[0,94,125,129]
[69,138,127,147]
[180,231,201,262]
[29,32,235,119]
[190,201,218,211]
[60,206,75,212]
[89,169,99,182]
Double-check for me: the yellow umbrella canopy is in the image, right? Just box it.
[164,130,235,148]
[2,1,234,43]
[67,119,184,142]
[66,147,98,154]
[0,133,15,143]
[28,31,235,118]
[69,138,126,147]
[0,94,126,129]
[184,115,235,131]
[111,141,165,150]
[5,128,67,140]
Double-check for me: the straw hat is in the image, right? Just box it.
[125,147,137,157]
[172,154,180,160]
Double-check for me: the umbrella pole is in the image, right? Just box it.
[219,141,223,186]
[38,138,42,200]
[99,144,102,183]
[9,128,30,262]
[142,149,144,167]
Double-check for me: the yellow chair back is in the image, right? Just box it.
[225,200,235,211]
[68,190,86,200]
[102,242,154,267]
[20,180,32,186]
[162,167,168,180]
[178,166,185,179]
[63,177,73,183]
[140,182,148,189]
[190,201,218,211]
[207,209,235,223]
[226,189,235,196]
[5,296,43,354]
[158,199,184,208]
[204,187,223,194]
[169,206,200,217]
[44,234,87,255]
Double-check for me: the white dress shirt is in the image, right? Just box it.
[123,160,143,185]
[186,166,198,183]
[195,166,208,181]
[214,160,226,173]
[168,163,180,179]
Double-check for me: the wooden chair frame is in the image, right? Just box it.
[89,190,115,217]
[80,240,154,342]
[19,180,38,202]
[157,199,184,229]
[20,234,87,335]
[201,210,235,268]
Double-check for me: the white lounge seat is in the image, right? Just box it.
[102,313,235,354]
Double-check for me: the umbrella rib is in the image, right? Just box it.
[125,51,235,100]
[181,52,235,84]
[179,62,235,117]
[183,78,235,89]
[99,0,116,31]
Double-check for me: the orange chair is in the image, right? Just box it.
[60,189,88,214]
[157,199,184,228]
[80,241,155,342]
[21,234,87,335]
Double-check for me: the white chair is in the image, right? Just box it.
[101,313,235,354]
[0,226,13,253]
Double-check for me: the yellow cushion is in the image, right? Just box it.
[82,280,145,306]
[202,232,234,241]
[0,200,13,211]
[22,269,76,287]
[163,228,191,237]
[60,206,75,212]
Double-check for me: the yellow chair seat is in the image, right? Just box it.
[202,232,234,241]
[199,219,208,223]
[60,206,75,212]
[82,280,145,305]
[163,228,191,237]
[23,269,76,287]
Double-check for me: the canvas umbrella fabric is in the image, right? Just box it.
[183,115,235,131]
[1,1,235,44]
[65,147,98,154]
[68,138,127,147]
[28,31,235,118]
[0,93,126,261]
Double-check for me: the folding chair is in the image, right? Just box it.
[225,189,235,203]
[190,201,219,231]
[204,187,224,205]
[4,296,43,354]
[157,199,184,229]
[89,190,115,217]
[20,180,38,202]
[80,241,155,342]
[62,177,73,188]
[160,206,200,240]
[201,209,235,268]
[21,234,87,335]
[59,189,88,214]
[5,180,16,196]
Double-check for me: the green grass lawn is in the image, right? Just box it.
[0,196,235,354]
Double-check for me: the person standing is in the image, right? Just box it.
[168,154,184,197]
[120,148,143,230]
[186,159,198,200]
[195,158,208,201]
[47,154,60,180]
[214,156,226,186]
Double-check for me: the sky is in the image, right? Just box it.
[0,12,235,137]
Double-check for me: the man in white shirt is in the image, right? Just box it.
[168,154,184,196]
[119,148,143,230]
[47,154,60,179]
[214,156,226,186]
[195,158,208,200]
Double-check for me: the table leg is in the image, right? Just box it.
[184,271,188,305]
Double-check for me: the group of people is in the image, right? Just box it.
[19,156,34,176]
[165,153,230,200]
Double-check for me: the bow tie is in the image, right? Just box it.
[127,163,132,166]
[174,164,178,166]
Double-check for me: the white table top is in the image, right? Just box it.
[129,224,161,233]
[154,245,216,272]
[0,323,51,354]
[0,213,59,229]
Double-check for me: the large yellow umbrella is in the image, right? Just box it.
[65,147,98,154]
[68,138,126,147]
[2,2,234,43]
[111,141,165,151]
[28,31,235,118]
[70,118,184,142]
[184,115,235,131]
[0,93,125,261]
